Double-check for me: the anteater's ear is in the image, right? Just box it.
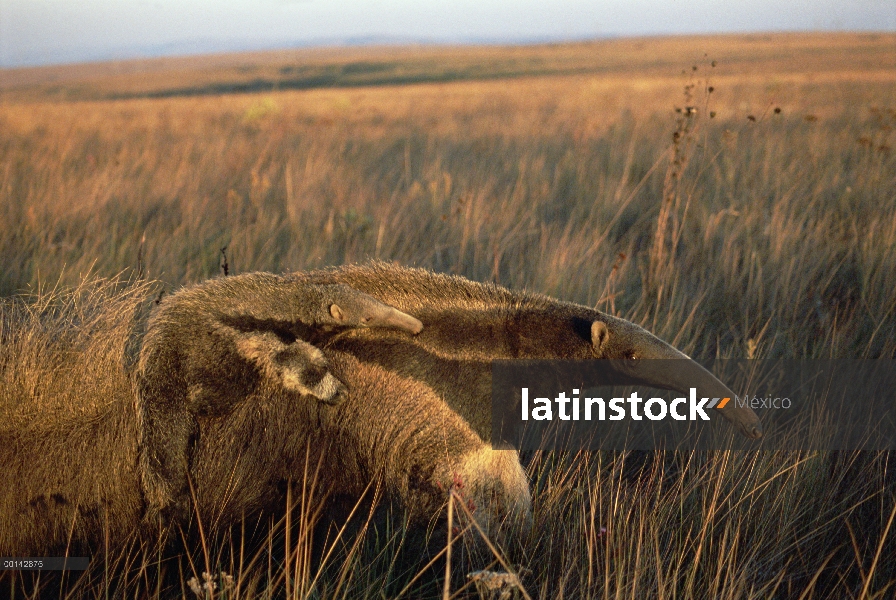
[591,321,610,355]
[329,304,346,322]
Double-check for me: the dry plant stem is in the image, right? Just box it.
[649,79,701,302]
[302,479,378,593]
[795,552,837,600]
[443,491,453,600]
[392,525,474,600]
[860,499,896,600]
[449,489,532,600]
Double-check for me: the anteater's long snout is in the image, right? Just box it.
[634,357,763,440]
[370,306,424,335]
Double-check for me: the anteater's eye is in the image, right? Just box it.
[627,352,639,362]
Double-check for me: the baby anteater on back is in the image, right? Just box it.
[135,272,423,524]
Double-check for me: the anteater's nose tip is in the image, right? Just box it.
[751,426,763,439]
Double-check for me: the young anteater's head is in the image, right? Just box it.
[235,332,347,405]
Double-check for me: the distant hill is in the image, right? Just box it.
[1,32,894,103]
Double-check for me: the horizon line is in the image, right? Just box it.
[3,28,892,71]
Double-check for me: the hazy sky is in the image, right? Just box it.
[1,0,894,67]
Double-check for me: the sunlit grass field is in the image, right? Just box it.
[1,32,895,598]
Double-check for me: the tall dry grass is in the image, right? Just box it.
[0,33,895,597]
[1,36,894,359]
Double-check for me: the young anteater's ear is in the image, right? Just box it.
[329,304,346,322]
[591,321,610,356]
[232,331,291,370]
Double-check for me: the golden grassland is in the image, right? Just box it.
[1,32,896,598]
